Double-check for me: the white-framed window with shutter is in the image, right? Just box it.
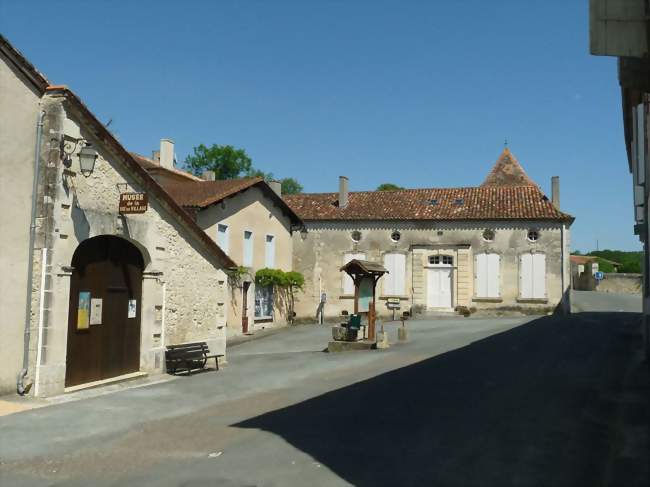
[265,234,275,268]
[383,252,406,296]
[342,252,365,295]
[474,253,500,298]
[519,252,546,299]
[217,223,229,254]
[243,230,253,267]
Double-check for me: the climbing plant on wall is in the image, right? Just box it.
[255,268,304,323]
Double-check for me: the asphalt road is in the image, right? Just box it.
[0,291,647,486]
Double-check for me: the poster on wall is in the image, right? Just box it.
[358,277,374,313]
[90,298,103,325]
[77,291,91,330]
[128,299,137,318]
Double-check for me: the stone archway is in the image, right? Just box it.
[65,235,144,387]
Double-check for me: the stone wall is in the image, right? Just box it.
[597,274,642,294]
[292,220,570,320]
[28,94,229,396]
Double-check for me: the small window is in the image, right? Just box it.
[429,256,440,264]
[437,230,443,236]
[442,256,453,265]
[391,231,401,242]
[527,230,539,242]
[429,199,438,206]
[454,198,464,205]
[217,224,229,253]
[351,230,362,242]
[482,229,495,242]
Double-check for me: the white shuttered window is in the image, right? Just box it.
[475,253,500,298]
[342,252,365,295]
[383,253,406,296]
[243,231,253,267]
[265,235,275,268]
[519,253,546,299]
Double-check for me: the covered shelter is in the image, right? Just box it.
[339,259,388,341]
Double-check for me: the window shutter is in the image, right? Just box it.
[532,253,546,298]
[520,254,533,299]
[394,253,405,295]
[342,252,365,295]
[475,253,487,298]
[487,254,500,298]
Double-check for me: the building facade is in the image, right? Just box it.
[132,153,303,337]
[0,36,234,396]
[286,149,573,320]
[590,0,650,359]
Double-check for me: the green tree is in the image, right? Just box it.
[376,183,405,191]
[185,144,253,179]
[280,178,303,195]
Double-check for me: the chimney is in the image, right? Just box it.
[269,180,282,196]
[160,139,175,169]
[339,176,349,209]
[551,176,560,209]
[201,170,215,181]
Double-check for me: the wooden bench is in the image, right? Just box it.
[165,342,223,375]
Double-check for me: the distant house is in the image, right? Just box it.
[133,149,304,337]
[285,148,575,319]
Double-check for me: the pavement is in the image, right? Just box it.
[0,291,647,486]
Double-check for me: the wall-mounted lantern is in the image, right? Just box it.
[78,143,98,177]
[61,137,98,177]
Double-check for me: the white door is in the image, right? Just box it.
[427,268,452,308]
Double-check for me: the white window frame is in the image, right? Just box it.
[342,252,365,295]
[217,223,229,254]
[243,230,254,267]
[474,252,501,299]
[519,252,546,299]
[382,252,406,296]
[265,234,275,268]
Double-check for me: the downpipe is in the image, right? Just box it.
[17,109,45,396]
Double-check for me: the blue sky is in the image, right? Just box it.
[1,1,637,251]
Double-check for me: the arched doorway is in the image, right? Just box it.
[65,236,144,387]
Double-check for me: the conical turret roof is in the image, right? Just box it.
[481,148,536,187]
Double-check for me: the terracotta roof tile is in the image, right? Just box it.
[158,178,304,226]
[481,148,537,187]
[284,186,573,223]
[161,178,264,207]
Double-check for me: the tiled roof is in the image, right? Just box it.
[130,153,203,181]
[284,186,574,222]
[159,178,304,226]
[161,178,264,207]
[482,148,537,187]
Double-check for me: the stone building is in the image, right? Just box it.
[131,152,304,337]
[0,36,235,396]
[285,149,574,320]
[589,0,650,359]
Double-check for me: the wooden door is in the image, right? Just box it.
[65,236,143,387]
[427,268,453,309]
[242,281,250,334]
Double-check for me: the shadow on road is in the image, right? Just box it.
[235,312,648,487]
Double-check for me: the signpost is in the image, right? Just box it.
[594,271,604,281]
[386,297,401,321]
[119,193,148,214]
